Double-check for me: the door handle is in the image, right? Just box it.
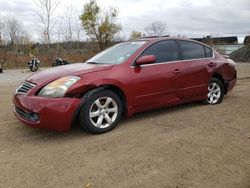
[173,69,182,74]
[208,62,215,67]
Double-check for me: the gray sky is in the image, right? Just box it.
[0,0,249,42]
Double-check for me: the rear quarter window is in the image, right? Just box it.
[179,41,206,60]
[205,46,213,57]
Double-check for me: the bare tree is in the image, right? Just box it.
[0,14,6,46]
[145,21,167,36]
[75,18,83,42]
[55,16,64,43]
[64,5,74,42]
[73,10,83,48]
[55,15,64,54]
[17,30,31,46]
[63,5,83,43]
[5,17,30,54]
[7,17,23,45]
[35,0,60,48]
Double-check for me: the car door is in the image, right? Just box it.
[130,40,181,109]
[172,40,214,99]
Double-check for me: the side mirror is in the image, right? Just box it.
[135,55,156,66]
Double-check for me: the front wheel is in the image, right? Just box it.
[205,78,224,105]
[79,89,123,134]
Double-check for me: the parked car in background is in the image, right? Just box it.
[13,37,237,134]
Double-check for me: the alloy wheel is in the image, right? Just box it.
[207,82,221,104]
[89,97,118,129]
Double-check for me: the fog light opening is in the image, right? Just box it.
[29,113,39,122]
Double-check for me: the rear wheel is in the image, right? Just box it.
[30,66,38,72]
[79,89,123,134]
[205,78,224,105]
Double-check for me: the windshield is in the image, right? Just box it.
[87,41,147,64]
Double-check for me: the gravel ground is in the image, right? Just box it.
[0,64,250,188]
[0,68,47,85]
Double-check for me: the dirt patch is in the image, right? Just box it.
[0,64,250,188]
[230,44,250,62]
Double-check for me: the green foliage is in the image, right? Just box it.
[129,31,144,40]
[80,0,122,50]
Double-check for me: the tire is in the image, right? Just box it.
[204,78,224,105]
[30,66,38,72]
[79,89,123,134]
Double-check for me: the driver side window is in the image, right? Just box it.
[140,40,179,63]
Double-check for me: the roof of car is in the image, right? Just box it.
[136,36,193,42]
[133,36,212,48]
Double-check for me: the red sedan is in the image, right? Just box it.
[13,37,237,134]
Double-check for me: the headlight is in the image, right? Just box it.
[38,76,81,98]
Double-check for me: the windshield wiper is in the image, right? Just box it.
[87,62,109,65]
[87,62,100,64]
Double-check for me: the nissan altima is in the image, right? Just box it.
[13,37,237,134]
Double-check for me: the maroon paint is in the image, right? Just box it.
[13,38,237,131]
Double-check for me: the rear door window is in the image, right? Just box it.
[140,40,179,63]
[179,41,206,60]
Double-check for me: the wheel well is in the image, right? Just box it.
[212,73,228,93]
[105,85,127,110]
[82,85,127,113]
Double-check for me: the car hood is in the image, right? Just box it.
[26,63,113,84]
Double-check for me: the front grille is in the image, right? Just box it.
[15,107,30,120]
[16,81,36,94]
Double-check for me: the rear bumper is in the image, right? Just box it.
[13,94,81,131]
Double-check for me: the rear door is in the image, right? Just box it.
[172,40,214,99]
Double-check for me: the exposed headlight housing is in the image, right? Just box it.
[38,76,81,98]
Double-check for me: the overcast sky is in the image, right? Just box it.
[0,0,249,42]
